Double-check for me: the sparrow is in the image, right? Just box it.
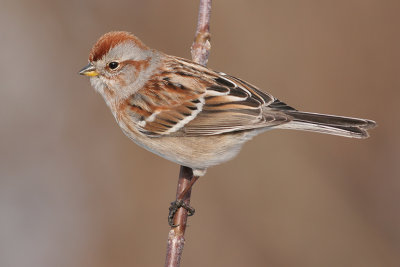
[79,31,376,178]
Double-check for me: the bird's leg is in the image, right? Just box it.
[168,175,199,227]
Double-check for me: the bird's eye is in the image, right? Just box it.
[108,61,119,70]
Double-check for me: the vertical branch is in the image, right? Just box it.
[191,0,212,66]
[164,1,212,267]
[165,166,194,267]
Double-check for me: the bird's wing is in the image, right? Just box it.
[125,57,292,137]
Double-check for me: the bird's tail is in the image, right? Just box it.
[277,111,376,139]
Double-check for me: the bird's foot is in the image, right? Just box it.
[168,199,195,227]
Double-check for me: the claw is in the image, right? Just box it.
[168,200,195,227]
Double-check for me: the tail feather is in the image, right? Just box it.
[277,111,376,139]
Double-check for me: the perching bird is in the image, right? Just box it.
[80,31,376,177]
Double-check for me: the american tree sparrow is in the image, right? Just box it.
[80,31,376,178]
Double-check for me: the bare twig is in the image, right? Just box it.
[164,1,212,267]
[191,0,212,66]
[165,166,194,267]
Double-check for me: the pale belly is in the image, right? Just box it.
[118,119,260,171]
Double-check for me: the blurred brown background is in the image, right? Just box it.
[1,1,399,266]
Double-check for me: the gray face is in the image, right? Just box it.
[93,42,151,75]
[89,42,160,99]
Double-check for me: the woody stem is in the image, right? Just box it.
[164,1,212,267]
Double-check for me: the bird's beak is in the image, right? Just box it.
[79,63,99,77]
